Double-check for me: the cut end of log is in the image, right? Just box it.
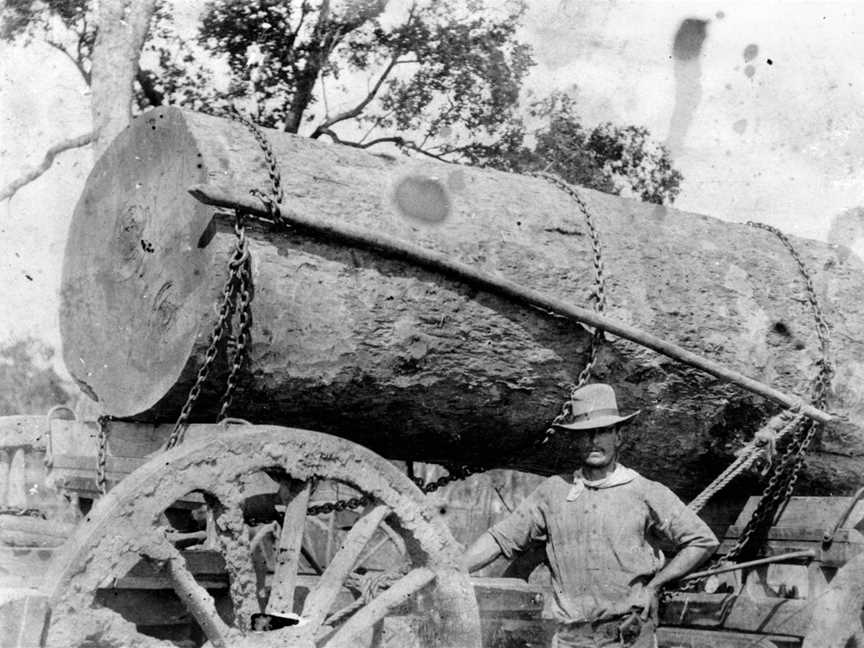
[60,107,214,416]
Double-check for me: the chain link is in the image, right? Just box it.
[304,464,482,516]
[218,219,254,421]
[0,506,46,518]
[302,171,606,513]
[227,106,285,224]
[205,118,611,513]
[747,222,832,356]
[721,222,834,562]
[166,212,252,449]
[163,105,295,449]
[530,171,607,444]
[96,415,111,494]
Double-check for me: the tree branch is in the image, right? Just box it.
[44,38,91,86]
[291,1,312,41]
[136,68,164,107]
[284,0,331,133]
[316,128,456,163]
[285,0,389,133]
[310,54,402,137]
[0,131,96,202]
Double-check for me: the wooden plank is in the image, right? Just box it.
[723,526,864,544]
[657,626,801,648]
[0,416,49,450]
[6,450,27,509]
[0,516,74,548]
[0,451,9,507]
[660,592,811,635]
[0,588,50,648]
[729,497,864,534]
[0,546,56,590]
[471,577,546,616]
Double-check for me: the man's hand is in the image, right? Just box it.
[632,584,658,622]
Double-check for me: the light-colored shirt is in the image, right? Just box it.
[487,464,718,623]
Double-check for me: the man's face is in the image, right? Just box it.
[571,425,621,468]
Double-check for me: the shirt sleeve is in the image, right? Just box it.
[644,481,719,551]
[487,484,548,559]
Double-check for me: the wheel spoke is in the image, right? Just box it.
[266,478,312,618]
[355,534,392,570]
[324,510,337,564]
[141,532,233,648]
[322,567,435,648]
[301,543,324,575]
[209,493,259,630]
[302,504,390,631]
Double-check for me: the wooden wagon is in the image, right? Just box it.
[2,106,864,647]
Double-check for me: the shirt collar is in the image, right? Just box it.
[566,463,637,501]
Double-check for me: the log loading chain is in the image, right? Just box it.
[97,111,838,548]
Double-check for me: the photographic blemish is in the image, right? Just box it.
[393,174,451,225]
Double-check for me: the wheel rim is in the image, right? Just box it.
[44,426,480,648]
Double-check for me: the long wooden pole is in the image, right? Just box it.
[680,549,816,581]
[188,183,838,426]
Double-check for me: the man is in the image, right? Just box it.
[462,383,718,647]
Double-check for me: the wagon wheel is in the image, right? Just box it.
[802,551,864,648]
[248,507,406,572]
[43,426,480,648]
[250,483,409,615]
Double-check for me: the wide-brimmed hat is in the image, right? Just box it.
[553,383,640,431]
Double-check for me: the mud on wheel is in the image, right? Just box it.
[43,426,481,648]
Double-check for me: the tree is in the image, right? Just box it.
[1,0,682,205]
[0,338,77,415]
[0,0,156,200]
[458,91,683,204]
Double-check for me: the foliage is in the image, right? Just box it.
[1,0,94,83]
[459,92,683,204]
[0,338,77,415]
[148,0,534,139]
[1,0,683,204]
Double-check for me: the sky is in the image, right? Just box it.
[1,0,864,359]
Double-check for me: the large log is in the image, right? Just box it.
[60,107,864,496]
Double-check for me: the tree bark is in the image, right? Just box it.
[60,107,864,497]
[90,0,157,158]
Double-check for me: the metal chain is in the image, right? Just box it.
[302,171,606,512]
[530,171,608,444]
[96,415,111,494]
[219,111,497,512]
[746,222,832,356]
[227,106,285,224]
[724,415,808,561]
[305,464,482,516]
[0,506,46,518]
[218,218,254,421]
[723,222,834,561]
[166,211,251,449]
[688,410,804,514]
[162,105,292,449]
[187,120,606,513]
